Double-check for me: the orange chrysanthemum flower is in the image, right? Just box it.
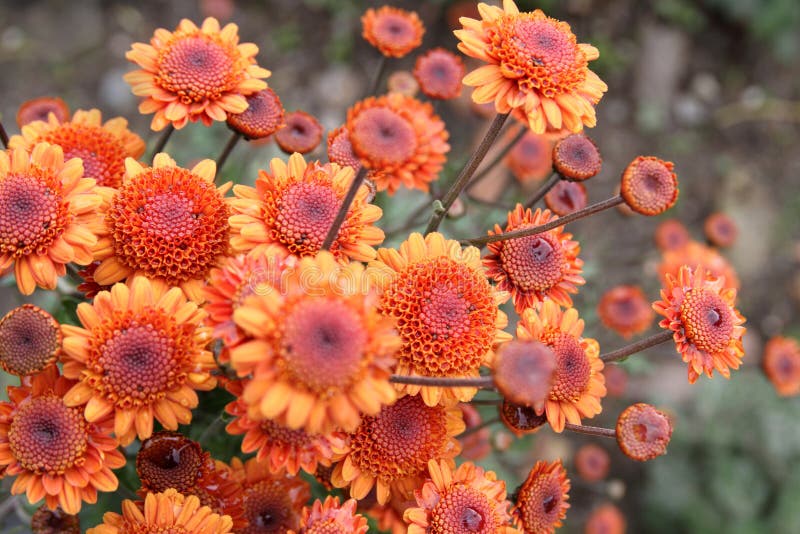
[654,219,691,252]
[230,456,311,534]
[704,212,738,248]
[229,153,383,263]
[653,265,746,383]
[0,366,124,515]
[9,109,145,188]
[75,262,114,300]
[616,403,673,461]
[658,240,740,291]
[230,252,399,434]
[413,48,465,100]
[346,93,449,194]
[517,300,606,432]
[512,460,570,534]
[31,505,80,534]
[0,143,106,295]
[457,1,607,133]
[226,87,285,140]
[370,232,511,406]
[597,285,655,339]
[275,110,323,155]
[124,17,270,131]
[619,156,678,216]
[574,443,610,482]
[504,128,554,182]
[289,496,368,534]
[87,488,234,534]
[225,379,348,475]
[499,399,548,436]
[0,304,61,376]
[585,504,626,534]
[60,277,217,445]
[16,97,69,127]
[93,154,231,302]
[762,336,800,397]
[362,6,424,58]
[484,206,585,312]
[544,180,587,216]
[331,394,464,504]
[404,459,519,534]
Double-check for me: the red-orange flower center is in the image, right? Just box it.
[546,332,591,402]
[108,166,229,283]
[271,180,341,254]
[275,111,323,154]
[9,396,88,474]
[414,49,464,100]
[350,107,417,166]
[620,157,678,216]
[39,124,127,187]
[501,233,564,293]
[616,403,672,461]
[0,170,67,258]
[0,305,61,376]
[679,289,734,353]
[430,486,496,533]
[282,299,367,393]
[227,88,285,140]
[136,431,204,493]
[242,480,300,533]
[545,181,587,216]
[157,36,236,103]
[553,135,601,181]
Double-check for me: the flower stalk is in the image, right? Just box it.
[525,172,561,208]
[321,166,368,251]
[215,131,242,174]
[150,124,175,161]
[564,422,617,438]
[600,329,674,363]
[389,374,495,389]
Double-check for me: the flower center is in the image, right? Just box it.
[501,232,565,293]
[9,395,88,474]
[242,480,295,534]
[43,124,127,187]
[350,107,418,166]
[260,419,314,448]
[0,171,66,257]
[305,522,348,534]
[517,471,566,531]
[349,395,449,481]
[374,14,416,46]
[272,180,341,255]
[281,299,367,393]
[430,486,494,534]
[136,432,204,493]
[621,157,677,216]
[546,332,591,402]
[228,88,284,140]
[680,289,734,353]
[157,36,236,103]
[0,305,60,376]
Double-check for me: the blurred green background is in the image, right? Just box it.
[0,0,799,532]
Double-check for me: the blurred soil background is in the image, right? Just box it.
[0,0,799,532]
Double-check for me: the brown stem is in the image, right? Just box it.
[150,124,175,161]
[564,422,617,438]
[0,120,8,149]
[600,330,674,363]
[524,172,560,209]
[216,131,242,174]
[466,126,527,191]
[367,55,388,97]
[425,112,509,234]
[389,375,495,389]
[321,166,368,251]
[467,195,624,248]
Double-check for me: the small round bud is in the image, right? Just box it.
[545,180,587,216]
[616,403,673,461]
[386,70,419,97]
[493,340,556,410]
[499,399,548,436]
[0,304,61,376]
[226,88,285,140]
[275,110,323,154]
[553,134,602,181]
[620,156,678,216]
[654,219,690,252]
[574,443,611,482]
[704,212,738,248]
[413,48,465,100]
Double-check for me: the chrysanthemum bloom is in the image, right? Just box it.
[230,457,311,534]
[545,180,587,216]
[367,496,414,534]
[404,459,519,534]
[16,97,69,127]
[574,443,610,483]
[658,240,740,291]
[93,154,230,302]
[552,134,601,181]
[459,404,492,461]
[346,93,449,194]
[75,262,114,300]
[616,403,672,461]
[762,336,800,397]
[231,252,399,434]
[512,460,570,534]
[603,364,628,398]
[331,394,464,504]
[227,87,285,140]
[493,340,556,412]
[327,127,383,198]
[0,143,106,295]
[620,156,678,216]
[654,219,690,252]
[9,109,145,188]
[517,300,605,432]
[585,504,626,534]
[484,206,585,312]
[31,505,80,534]
[124,17,270,131]
[0,304,61,376]
[362,6,424,58]
[60,277,217,445]
[0,366,124,514]
[653,265,745,383]
[229,153,383,263]
[87,488,234,534]
[504,129,554,182]
[275,111,323,155]
[225,379,348,475]
[387,70,420,96]
[597,285,654,339]
[457,1,607,133]
[413,48,465,100]
[704,212,738,248]
[499,399,548,436]
[288,496,368,534]
[370,232,511,406]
